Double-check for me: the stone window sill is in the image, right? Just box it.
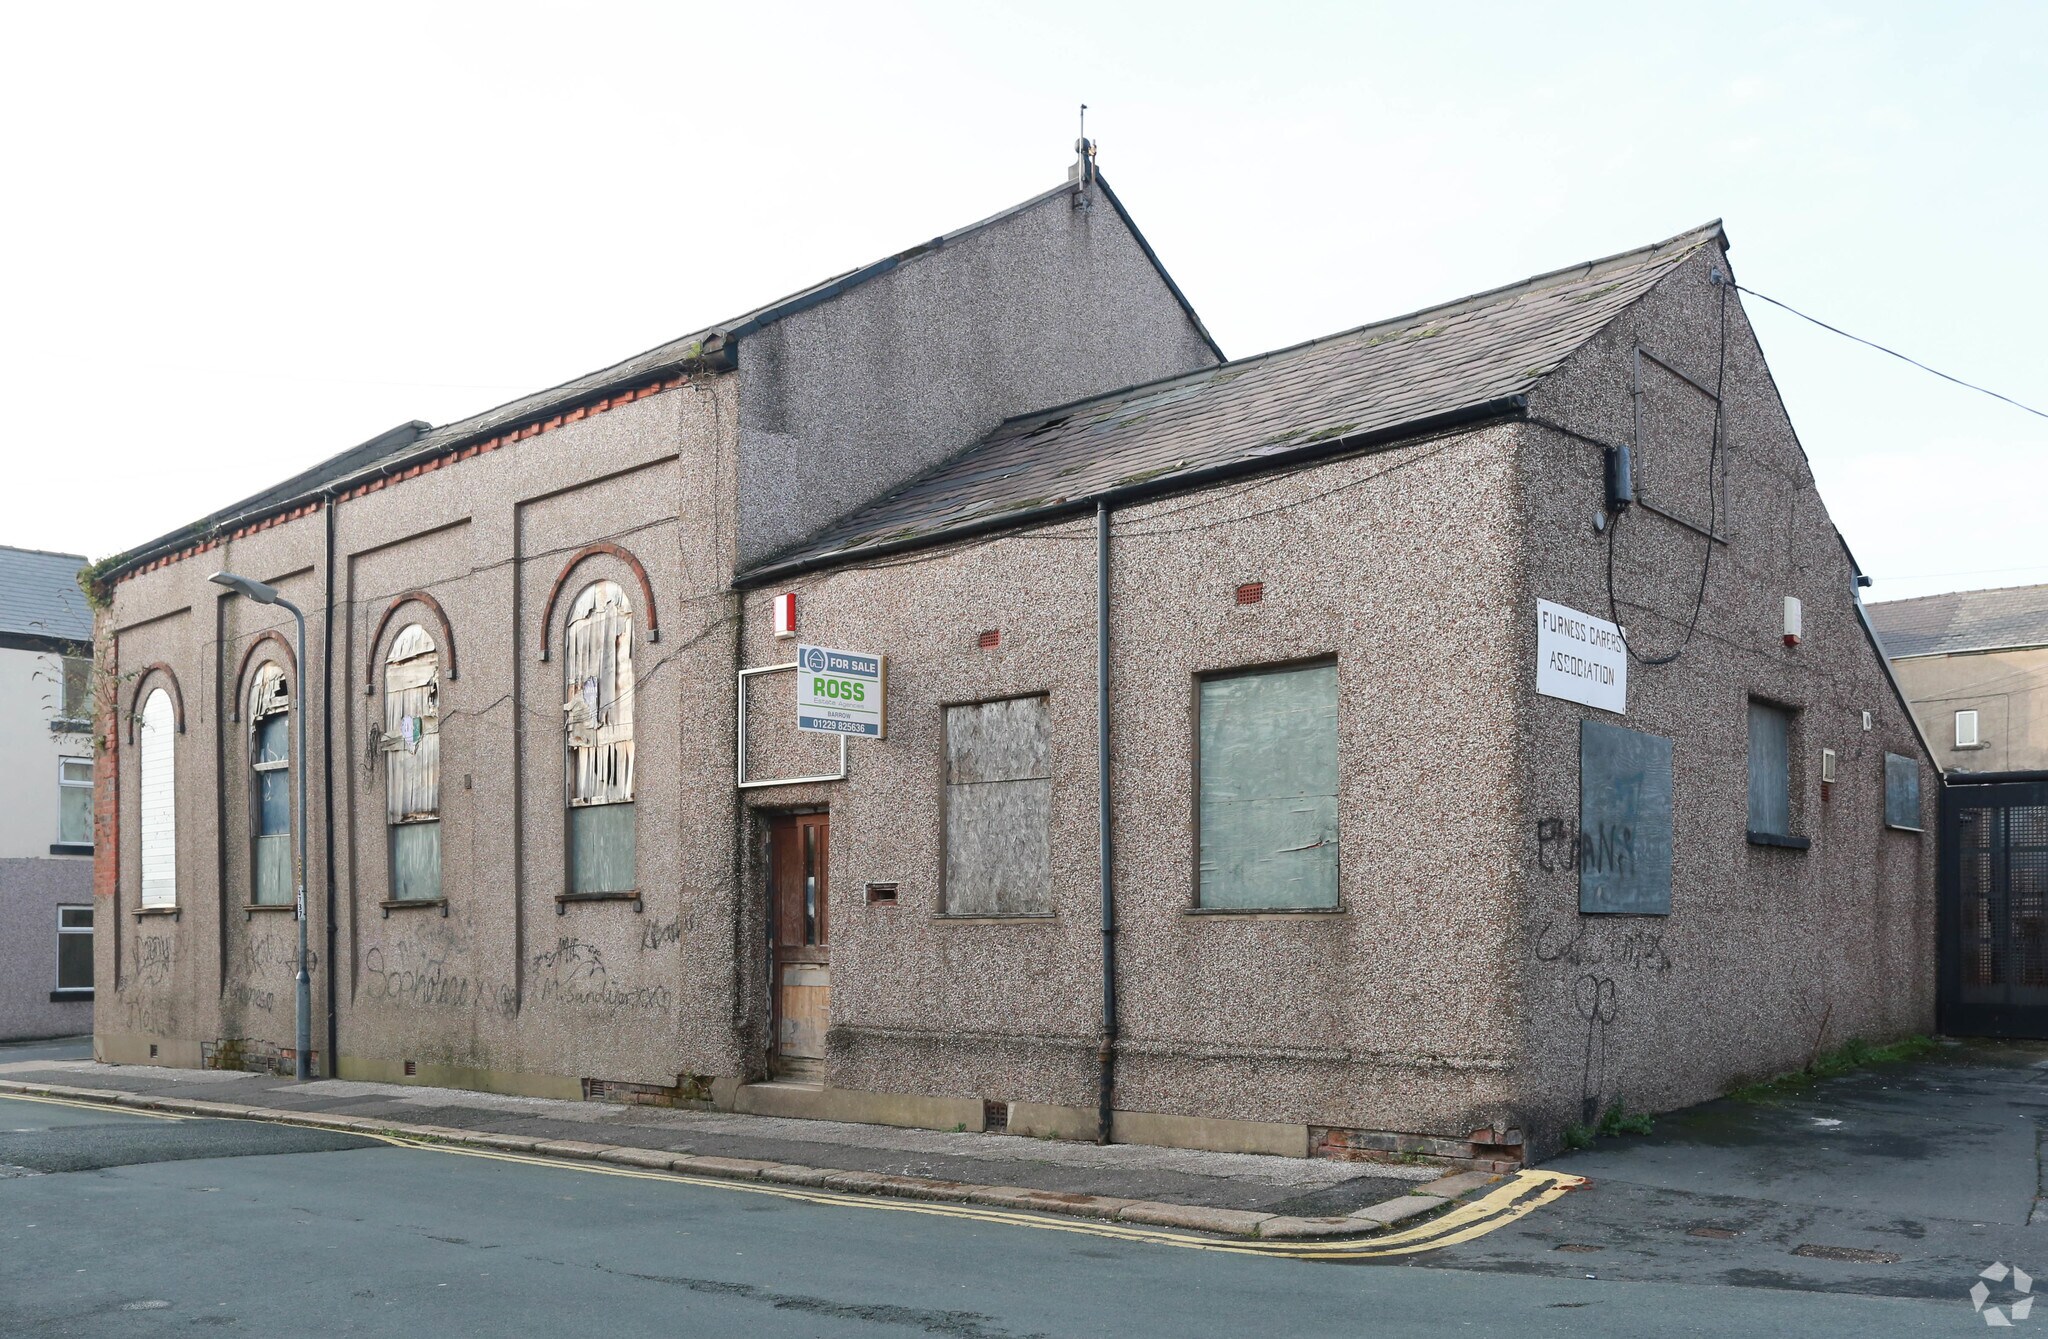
[50,843,93,856]
[133,906,180,921]
[1182,906,1348,918]
[557,890,642,913]
[381,897,449,918]
[50,989,93,1002]
[1746,830,1812,851]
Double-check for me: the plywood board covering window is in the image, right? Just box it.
[383,624,441,901]
[249,663,293,905]
[1197,661,1339,909]
[944,696,1051,915]
[139,687,177,907]
[564,580,635,893]
[1747,700,1793,837]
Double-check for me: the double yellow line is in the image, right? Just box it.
[368,1132,1584,1262]
[1,1089,1581,1260]
[0,1091,194,1123]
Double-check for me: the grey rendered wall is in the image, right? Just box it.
[737,421,1531,1139]
[0,856,93,1040]
[1889,647,2048,774]
[1513,244,1937,1149]
[734,186,1220,567]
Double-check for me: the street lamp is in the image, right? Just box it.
[210,571,314,1082]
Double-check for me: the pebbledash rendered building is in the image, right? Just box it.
[88,160,1935,1167]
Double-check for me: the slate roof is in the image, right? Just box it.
[743,221,1728,581]
[1867,583,2048,658]
[105,175,1217,580]
[0,545,92,646]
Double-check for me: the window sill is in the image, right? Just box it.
[933,914,1057,924]
[381,897,449,918]
[557,890,642,914]
[50,989,93,1002]
[50,843,93,856]
[133,906,180,921]
[1183,906,1347,918]
[48,718,90,735]
[1746,830,1812,851]
[245,903,296,914]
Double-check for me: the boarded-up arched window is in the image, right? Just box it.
[564,580,635,894]
[139,687,177,909]
[249,663,292,906]
[383,624,441,902]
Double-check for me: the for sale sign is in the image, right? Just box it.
[794,645,886,738]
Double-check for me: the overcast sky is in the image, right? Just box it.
[2,1,2040,602]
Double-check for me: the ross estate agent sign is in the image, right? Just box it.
[794,645,887,738]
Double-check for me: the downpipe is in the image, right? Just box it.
[1095,500,1118,1145]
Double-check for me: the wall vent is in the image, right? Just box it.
[983,1099,1009,1133]
[865,881,899,905]
[403,1059,417,1077]
[977,629,1000,650]
[1236,582,1264,605]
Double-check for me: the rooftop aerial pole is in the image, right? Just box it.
[1073,104,1096,210]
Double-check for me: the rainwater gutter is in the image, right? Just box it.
[1095,499,1117,1145]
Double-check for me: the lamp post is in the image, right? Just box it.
[210,572,313,1081]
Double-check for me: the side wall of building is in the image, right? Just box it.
[1889,647,2048,774]
[735,421,1531,1147]
[733,187,1220,567]
[97,376,749,1091]
[1514,245,1937,1149]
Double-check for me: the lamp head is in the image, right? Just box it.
[209,571,281,605]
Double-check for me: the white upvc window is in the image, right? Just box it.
[56,904,93,995]
[57,757,93,848]
[1955,709,1980,749]
[139,687,178,908]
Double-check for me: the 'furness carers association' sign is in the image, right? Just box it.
[1536,598,1627,714]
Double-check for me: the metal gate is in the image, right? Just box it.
[1941,775,2048,1038]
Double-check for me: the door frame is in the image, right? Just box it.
[763,808,831,1076]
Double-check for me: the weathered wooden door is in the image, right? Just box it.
[769,812,830,1079]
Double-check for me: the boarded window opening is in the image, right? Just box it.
[250,663,293,906]
[1197,661,1339,910]
[565,581,635,894]
[383,624,442,901]
[140,687,177,907]
[944,696,1051,916]
[1578,718,1674,915]
[1747,700,1793,838]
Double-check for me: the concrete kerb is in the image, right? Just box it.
[0,1079,1495,1240]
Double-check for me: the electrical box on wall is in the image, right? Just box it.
[1782,596,1803,647]
[772,592,797,638]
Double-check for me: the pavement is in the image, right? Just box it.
[0,1039,1476,1239]
[0,1085,1989,1337]
[6,1035,2047,1332]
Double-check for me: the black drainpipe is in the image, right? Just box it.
[1095,499,1118,1145]
[320,489,340,1077]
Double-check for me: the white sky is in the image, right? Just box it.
[2,1,2040,602]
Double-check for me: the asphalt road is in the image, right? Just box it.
[0,1093,1986,1337]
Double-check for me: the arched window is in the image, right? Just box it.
[249,663,293,906]
[564,581,635,894]
[383,624,441,902]
[139,687,177,909]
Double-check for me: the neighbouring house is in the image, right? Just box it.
[0,545,96,1040]
[88,164,1933,1163]
[1868,583,2048,775]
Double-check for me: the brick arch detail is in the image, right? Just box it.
[365,590,458,695]
[230,630,297,723]
[126,663,187,743]
[539,541,660,662]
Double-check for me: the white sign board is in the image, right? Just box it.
[794,645,886,738]
[1537,599,1627,714]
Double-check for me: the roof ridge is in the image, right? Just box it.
[988,219,1728,435]
[1868,580,2048,609]
[0,544,88,563]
